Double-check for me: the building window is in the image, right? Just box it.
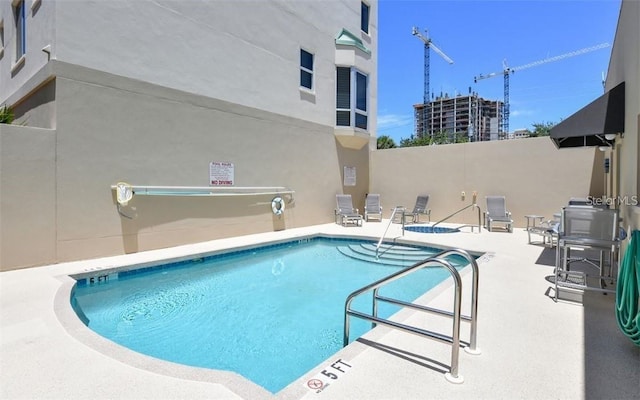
[14,0,26,60]
[355,71,368,129]
[336,66,368,130]
[300,49,314,90]
[361,2,370,34]
[336,67,351,126]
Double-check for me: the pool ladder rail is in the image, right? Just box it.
[343,249,481,384]
[432,201,482,233]
[374,203,481,259]
[375,206,406,259]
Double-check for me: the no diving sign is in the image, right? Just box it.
[307,379,323,390]
[304,359,352,394]
[209,161,234,186]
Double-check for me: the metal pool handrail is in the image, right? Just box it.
[432,202,482,233]
[343,249,481,384]
[375,206,405,259]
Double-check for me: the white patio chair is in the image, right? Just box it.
[484,196,513,232]
[402,195,431,224]
[335,194,363,227]
[364,194,383,222]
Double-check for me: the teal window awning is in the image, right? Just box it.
[335,29,371,54]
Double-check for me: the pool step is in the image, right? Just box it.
[360,243,434,255]
[337,243,436,267]
[337,243,470,268]
[354,244,436,261]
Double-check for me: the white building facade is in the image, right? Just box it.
[0,0,378,269]
[1,0,377,136]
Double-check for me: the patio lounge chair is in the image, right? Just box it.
[335,194,363,227]
[403,195,431,224]
[364,194,383,222]
[484,196,513,232]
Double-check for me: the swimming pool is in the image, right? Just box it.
[70,237,470,393]
[405,226,461,234]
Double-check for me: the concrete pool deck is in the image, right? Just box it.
[1,221,638,399]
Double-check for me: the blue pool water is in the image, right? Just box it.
[405,226,460,233]
[71,237,468,393]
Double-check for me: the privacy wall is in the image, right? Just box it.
[0,66,369,271]
[370,137,603,228]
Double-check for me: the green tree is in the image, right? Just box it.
[400,131,468,147]
[454,134,469,144]
[376,135,397,149]
[528,121,555,137]
[432,131,450,145]
[0,105,15,124]
[399,135,431,147]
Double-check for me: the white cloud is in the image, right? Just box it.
[510,109,536,118]
[377,113,414,130]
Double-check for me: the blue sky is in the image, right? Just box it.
[376,0,621,144]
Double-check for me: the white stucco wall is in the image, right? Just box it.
[370,137,603,229]
[0,62,371,270]
[0,124,57,268]
[0,0,379,270]
[2,0,378,139]
[49,0,377,130]
[606,0,640,232]
[0,0,54,104]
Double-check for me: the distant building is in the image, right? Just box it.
[414,92,503,142]
[509,129,531,139]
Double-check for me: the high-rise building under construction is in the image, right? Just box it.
[414,92,504,142]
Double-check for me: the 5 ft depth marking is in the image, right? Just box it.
[305,359,352,394]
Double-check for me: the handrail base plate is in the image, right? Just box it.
[445,372,464,384]
[464,346,482,355]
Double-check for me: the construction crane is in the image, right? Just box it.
[412,27,454,138]
[474,42,610,135]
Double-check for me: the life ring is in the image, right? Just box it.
[271,196,285,215]
[115,182,134,206]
